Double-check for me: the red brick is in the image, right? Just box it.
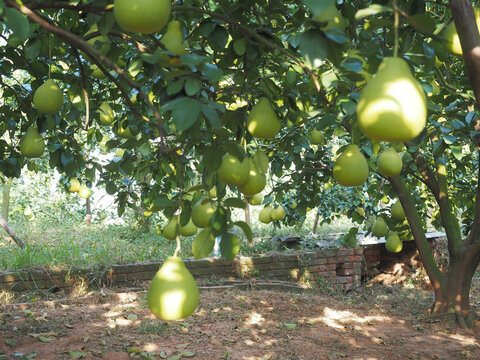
[335,276,354,284]
[325,264,337,271]
[337,268,362,276]
[346,255,363,262]
[327,257,338,264]
[337,249,355,256]
[318,271,336,277]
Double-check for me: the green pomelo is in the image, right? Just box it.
[309,128,324,145]
[179,218,198,237]
[161,20,185,55]
[259,207,272,224]
[69,179,81,193]
[98,102,115,126]
[33,79,64,114]
[78,184,91,199]
[385,231,403,253]
[270,205,286,221]
[377,147,403,177]
[443,9,480,56]
[333,145,369,187]
[217,153,249,187]
[357,57,427,142]
[147,257,199,321]
[247,97,281,139]
[85,24,111,55]
[391,200,406,220]
[191,198,216,228]
[20,126,45,158]
[114,0,171,34]
[248,193,264,206]
[314,2,348,31]
[239,160,267,196]
[371,217,388,237]
[163,217,179,240]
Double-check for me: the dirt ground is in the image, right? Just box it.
[0,282,479,360]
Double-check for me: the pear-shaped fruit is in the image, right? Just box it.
[114,0,171,34]
[78,184,91,199]
[259,206,272,224]
[20,126,45,158]
[357,57,427,142]
[98,102,115,126]
[314,2,348,31]
[248,193,264,206]
[191,198,216,228]
[309,128,324,145]
[33,79,64,114]
[163,217,179,240]
[385,231,403,253]
[371,217,388,237]
[239,160,267,196]
[23,206,33,217]
[391,200,406,220]
[247,97,281,139]
[377,147,403,177]
[147,256,199,321]
[208,186,217,199]
[333,145,369,186]
[270,205,286,221]
[217,153,249,187]
[69,179,81,193]
[161,20,185,55]
[443,9,480,56]
[179,218,198,237]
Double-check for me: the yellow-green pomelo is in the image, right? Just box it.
[20,126,45,158]
[33,79,64,114]
[191,198,216,228]
[239,160,267,196]
[85,24,110,55]
[385,231,403,253]
[179,218,198,237]
[443,9,480,56]
[270,205,286,221]
[161,20,185,55]
[259,206,272,224]
[208,186,217,199]
[247,97,281,139]
[115,148,125,157]
[333,145,369,186]
[163,217,179,240]
[114,0,171,34]
[78,184,91,199]
[23,206,33,217]
[69,179,81,193]
[98,102,115,126]
[377,147,403,177]
[248,193,264,206]
[391,200,406,220]
[357,57,427,142]
[309,128,324,145]
[217,153,249,187]
[371,217,388,237]
[314,2,348,31]
[147,256,199,321]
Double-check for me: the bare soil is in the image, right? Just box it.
[0,282,479,360]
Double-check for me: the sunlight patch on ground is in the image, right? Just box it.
[443,333,479,346]
[143,343,160,352]
[245,311,265,327]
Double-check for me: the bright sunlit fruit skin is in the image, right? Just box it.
[259,206,272,224]
[333,145,369,187]
[148,256,199,321]
[20,126,45,158]
[161,20,185,55]
[248,193,264,206]
[270,205,286,221]
[377,147,403,177]
[443,8,480,56]
[114,0,171,34]
[239,160,267,196]
[69,179,81,193]
[78,184,91,199]
[247,97,281,139]
[357,57,427,142]
[163,217,179,240]
[217,153,250,187]
[391,200,406,220]
[33,79,64,114]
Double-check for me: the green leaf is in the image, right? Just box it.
[68,351,87,359]
[128,59,143,77]
[184,77,202,96]
[25,39,42,59]
[209,26,229,51]
[179,351,196,357]
[167,79,185,96]
[179,53,210,67]
[167,355,182,360]
[302,0,334,16]
[172,98,202,132]
[202,105,221,128]
[5,339,15,347]
[220,233,240,262]
[300,30,327,68]
[283,322,297,329]
[252,150,269,174]
[38,336,54,343]
[224,197,246,209]
[192,228,215,259]
[203,64,223,82]
[355,4,393,19]
[233,39,247,55]
[234,220,253,243]
[3,7,30,42]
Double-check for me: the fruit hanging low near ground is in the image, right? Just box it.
[147,256,199,321]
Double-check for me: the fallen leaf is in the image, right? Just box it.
[283,323,297,329]
[68,351,87,359]
[5,339,16,347]
[38,336,54,343]
[167,355,182,360]
[180,351,195,357]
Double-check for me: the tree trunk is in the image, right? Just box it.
[429,250,480,328]
[312,209,320,234]
[1,178,12,222]
[85,197,92,225]
[244,198,251,227]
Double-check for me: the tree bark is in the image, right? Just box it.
[1,178,12,222]
[312,209,320,234]
[85,197,92,225]
[0,213,25,249]
[244,198,251,227]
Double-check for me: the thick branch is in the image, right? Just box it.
[0,213,25,249]
[390,176,446,291]
[71,47,90,131]
[450,0,480,244]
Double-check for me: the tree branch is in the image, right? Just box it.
[71,47,90,131]
[0,213,25,249]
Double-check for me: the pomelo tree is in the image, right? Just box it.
[1,0,480,326]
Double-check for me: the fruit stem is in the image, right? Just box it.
[393,0,399,58]
[48,34,52,79]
